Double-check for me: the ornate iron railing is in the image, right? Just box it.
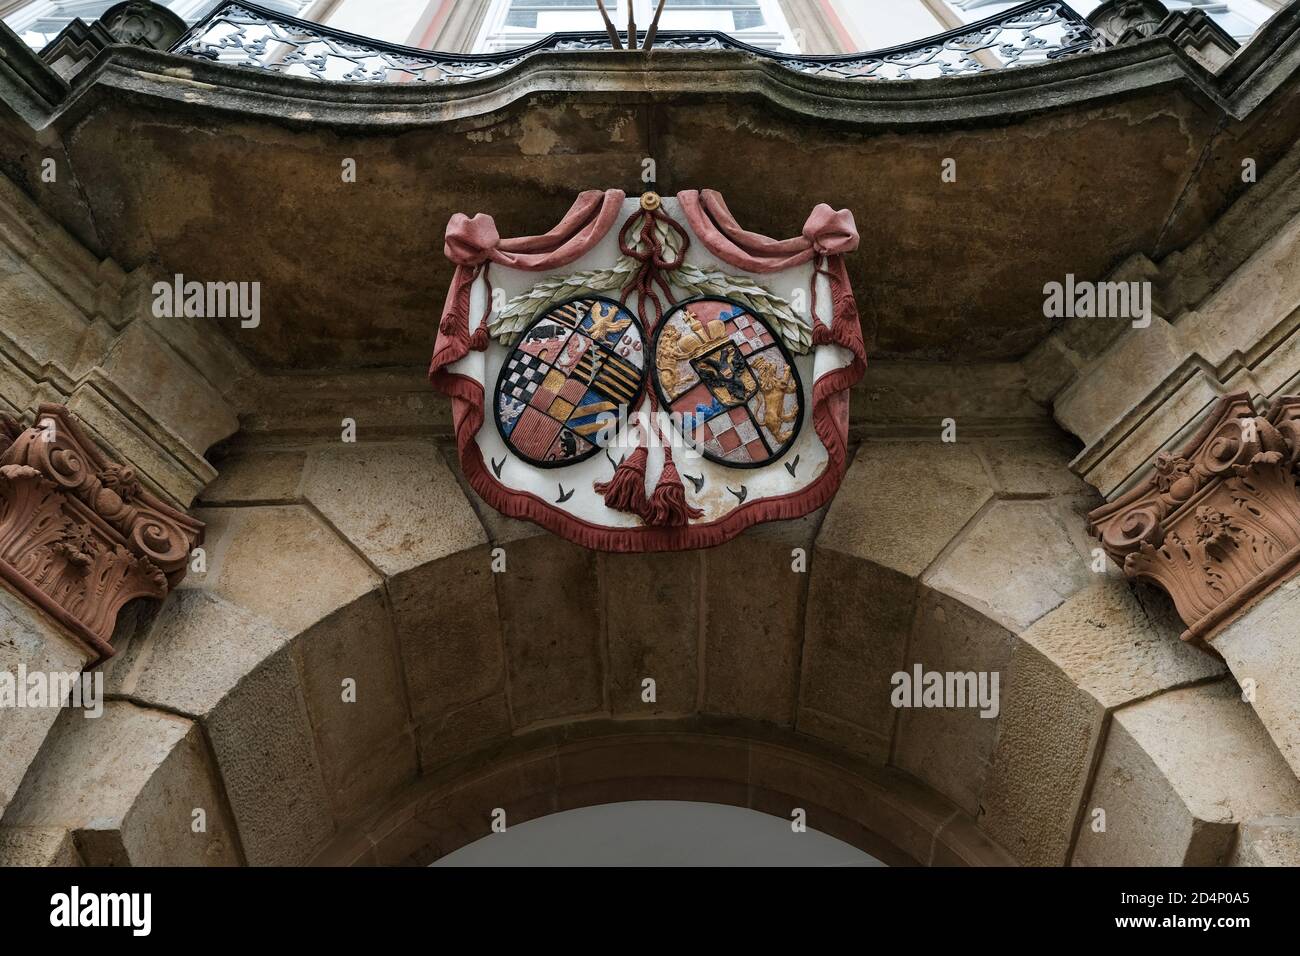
[170,0,1099,85]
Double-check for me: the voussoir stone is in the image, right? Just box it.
[799,548,911,762]
[817,442,994,579]
[302,442,486,577]
[202,643,335,866]
[604,551,699,717]
[389,547,506,728]
[978,579,1224,865]
[703,533,805,726]
[894,588,1015,816]
[1072,681,1300,866]
[925,499,1096,632]
[102,588,289,717]
[1232,817,1300,866]
[0,827,83,866]
[195,504,381,634]
[496,535,604,727]
[290,590,417,825]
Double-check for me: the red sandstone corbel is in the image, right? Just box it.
[1088,392,1300,651]
[0,404,203,660]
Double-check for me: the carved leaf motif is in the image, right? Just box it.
[0,407,202,658]
[1089,393,1300,646]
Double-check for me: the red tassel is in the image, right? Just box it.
[594,445,649,517]
[645,449,703,526]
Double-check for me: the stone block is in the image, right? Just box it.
[417,694,513,772]
[1079,371,1222,498]
[66,382,215,506]
[978,579,1225,865]
[604,551,699,717]
[977,634,1105,865]
[97,321,238,457]
[196,504,380,634]
[925,499,1096,631]
[1054,317,1191,448]
[1073,682,1300,866]
[1252,324,1300,397]
[1232,817,1300,866]
[203,646,335,865]
[1177,212,1300,367]
[1022,336,1080,405]
[302,442,486,577]
[817,442,994,579]
[389,549,506,726]
[894,588,1015,815]
[703,535,805,727]
[0,592,92,818]
[1214,578,1300,779]
[798,549,912,760]
[102,588,288,717]
[496,536,604,727]
[0,827,82,866]
[978,437,1089,498]
[201,450,306,504]
[291,591,418,825]
[4,702,240,866]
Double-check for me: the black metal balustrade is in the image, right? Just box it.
[169,0,1099,85]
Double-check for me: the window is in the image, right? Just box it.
[473,0,798,53]
[948,0,1272,44]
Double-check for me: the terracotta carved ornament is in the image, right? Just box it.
[1089,392,1300,650]
[0,404,202,660]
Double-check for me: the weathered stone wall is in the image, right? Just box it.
[0,174,247,507]
[1025,134,1300,501]
[2,15,1300,864]
[0,589,91,822]
[5,421,1296,866]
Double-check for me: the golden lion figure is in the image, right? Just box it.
[656,324,686,395]
[751,355,798,444]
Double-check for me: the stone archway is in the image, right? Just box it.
[7,427,1294,867]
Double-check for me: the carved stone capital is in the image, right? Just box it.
[1089,392,1300,650]
[0,405,203,660]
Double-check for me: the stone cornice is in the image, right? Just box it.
[0,2,1293,134]
[0,403,203,659]
[0,24,68,122]
[1089,392,1300,649]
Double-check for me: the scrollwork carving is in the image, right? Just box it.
[1089,392,1300,650]
[0,405,203,659]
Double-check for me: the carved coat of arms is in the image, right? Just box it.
[429,188,865,551]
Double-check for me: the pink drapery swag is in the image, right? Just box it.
[428,188,867,552]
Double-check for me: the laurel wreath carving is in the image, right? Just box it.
[488,259,637,345]
[487,212,813,354]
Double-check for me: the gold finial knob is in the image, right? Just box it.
[640,191,661,211]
